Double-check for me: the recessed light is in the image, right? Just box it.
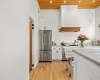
[79,1,81,3]
[64,0,66,3]
[50,0,52,3]
[92,0,95,3]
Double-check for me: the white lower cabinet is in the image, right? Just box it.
[58,54,62,60]
[74,53,100,80]
[52,51,58,60]
[77,61,92,80]
[77,67,91,80]
[52,46,62,60]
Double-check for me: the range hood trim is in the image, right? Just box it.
[59,27,80,32]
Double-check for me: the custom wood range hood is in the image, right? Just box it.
[59,27,80,32]
[59,6,80,32]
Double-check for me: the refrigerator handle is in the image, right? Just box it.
[43,33,44,45]
[43,34,46,46]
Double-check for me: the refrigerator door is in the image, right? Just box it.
[39,30,52,50]
[39,30,44,50]
[44,30,52,50]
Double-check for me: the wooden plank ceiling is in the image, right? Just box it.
[37,0,100,9]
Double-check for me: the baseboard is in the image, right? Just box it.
[52,60,62,61]
[39,61,52,62]
[34,60,39,69]
[62,60,67,61]
[30,69,32,72]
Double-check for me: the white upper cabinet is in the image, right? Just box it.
[60,6,79,27]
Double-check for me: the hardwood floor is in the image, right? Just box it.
[30,61,72,80]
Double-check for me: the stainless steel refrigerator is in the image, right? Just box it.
[39,30,52,62]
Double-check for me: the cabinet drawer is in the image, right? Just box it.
[57,47,62,50]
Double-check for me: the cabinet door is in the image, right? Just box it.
[52,52,57,60]
[77,61,92,80]
[52,47,62,60]
[76,53,100,80]
[77,67,92,80]
[58,54,62,60]
[52,47,58,60]
[57,47,62,54]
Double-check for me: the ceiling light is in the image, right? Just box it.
[64,0,66,3]
[50,0,52,3]
[92,0,95,3]
[79,1,81,3]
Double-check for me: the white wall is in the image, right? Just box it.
[39,8,95,44]
[39,10,60,44]
[29,0,39,68]
[0,0,39,80]
[95,6,100,40]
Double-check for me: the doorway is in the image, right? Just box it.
[29,17,34,71]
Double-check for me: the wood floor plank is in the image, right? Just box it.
[30,61,72,80]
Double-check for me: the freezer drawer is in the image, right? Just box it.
[40,51,52,61]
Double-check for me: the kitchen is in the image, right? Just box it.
[30,0,100,80]
[1,0,100,80]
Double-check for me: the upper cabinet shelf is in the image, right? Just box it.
[59,27,80,32]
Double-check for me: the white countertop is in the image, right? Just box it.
[62,46,100,49]
[52,45,61,47]
[72,47,100,66]
[62,46,100,65]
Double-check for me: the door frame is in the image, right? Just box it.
[29,19,32,71]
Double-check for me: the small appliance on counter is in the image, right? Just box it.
[52,41,57,45]
[60,41,68,46]
[61,42,66,46]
